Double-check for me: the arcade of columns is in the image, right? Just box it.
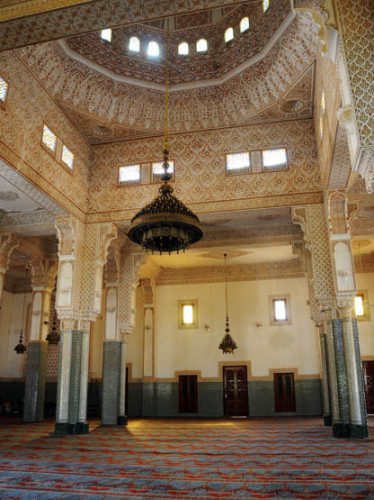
[0,0,373,439]
[0,193,369,438]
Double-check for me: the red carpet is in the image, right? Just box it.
[0,417,373,498]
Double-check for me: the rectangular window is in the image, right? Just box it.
[273,299,287,321]
[61,145,74,170]
[119,164,141,185]
[182,305,194,325]
[101,29,112,42]
[178,300,198,329]
[42,124,57,153]
[269,295,291,326]
[355,292,370,321]
[152,160,175,182]
[226,152,250,175]
[262,148,288,171]
[0,75,9,106]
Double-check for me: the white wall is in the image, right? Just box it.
[151,277,318,379]
[0,291,32,379]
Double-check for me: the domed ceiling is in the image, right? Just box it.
[17,1,318,144]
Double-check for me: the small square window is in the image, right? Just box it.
[224,27,234,43]
[42,124,57,153]
[269,295,291,326]
[119,164,141,185]
[61,145,74,170]
[178,300,198,329]
[152,160,174,182]
[0,75,9,106]
[355,291,370,321]
[274,299,287,321]
[262,148,288,171]
[101,29,112,42]
[196,39,208,53]
[226,152,250,175]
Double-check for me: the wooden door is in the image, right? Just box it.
[179,375,198,413]
[363,361,374,414]
[274,373,296,412]
[223,366,248,417]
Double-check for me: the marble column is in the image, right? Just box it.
[55,323,74,435]
[319,327,331,426]
[326,315,368,439]
[101,340,121,425]
[55,321,90,435]
[342,317,367,438]
[78,324,90,433]
[325,319,343,435]
[23,341,48,422]
[118,340,128,425]
[23,286,52,422]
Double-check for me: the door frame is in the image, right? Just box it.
[274,372,296,413]
[223,365,249,417]
[178,374,198,413]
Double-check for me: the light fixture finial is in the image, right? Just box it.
[219,254,238,354]
[127,19,203,254]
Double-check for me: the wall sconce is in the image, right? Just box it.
[204,324,211,332]
[255,322,262,328]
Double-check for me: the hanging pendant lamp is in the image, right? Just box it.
[127,22,203,254]
[219,254,237,354]
[14,267,28,354]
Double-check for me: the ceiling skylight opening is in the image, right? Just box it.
[152,160,175,182]
[119,165,141,185]
[100,29,112,42]
[147,41,160,57]
[226,152,250,174]
[62,145,74,170]
[262,148,288,171]
[129,36,140,52]
[224,27,234,43]
[240,17,250,33]
[42,124,57,152]
[178,42,189,56]
[0,76,8,103]
[196,38,208,53]
[263,0,270,12]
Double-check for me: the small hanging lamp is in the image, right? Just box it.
[127,21,203,254]
[219,254,237,354]
[14,267,28,354]
[46,319,60,345]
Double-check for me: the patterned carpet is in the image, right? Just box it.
[0,417,373,499]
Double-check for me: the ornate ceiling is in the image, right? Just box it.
[16,3,318,144]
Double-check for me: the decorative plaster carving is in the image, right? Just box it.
[17,13,318,142]
[0,0,262,51]
[0,233,19,271]
[157,259,304,286]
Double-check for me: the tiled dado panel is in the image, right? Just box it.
[337,0,374,147]
[0,51,90,220]
[89,118,321,219]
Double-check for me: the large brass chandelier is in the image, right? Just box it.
[127,24,203,254]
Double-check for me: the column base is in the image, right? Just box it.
[332,422,350,438]
[349,423,368,439]
[324,415,332,426]
[54,422,89,435]
[118,415,128,426]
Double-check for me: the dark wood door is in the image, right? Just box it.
[179,375,198,413]
[274,373,296,412]
[223,366,248,417]
[363,361,374,414]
